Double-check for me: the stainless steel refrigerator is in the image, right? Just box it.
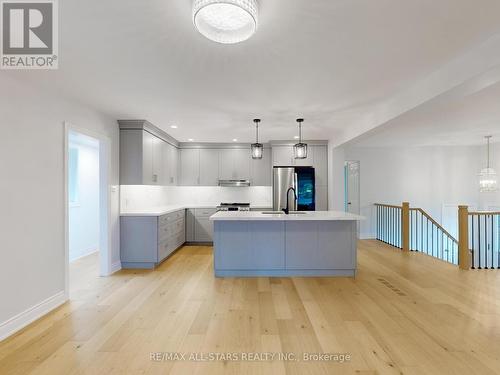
[273,166,315,211]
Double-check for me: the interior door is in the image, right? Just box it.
[345,161,360,215]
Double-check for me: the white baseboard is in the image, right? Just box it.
[359,233,376,240]
[69,248,98,263]
[0,291,67,342]
[109,260,122,274]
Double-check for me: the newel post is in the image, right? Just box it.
[401,202,410,251]
[458,205,470,270]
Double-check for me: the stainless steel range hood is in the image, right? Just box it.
[218,179,251,187]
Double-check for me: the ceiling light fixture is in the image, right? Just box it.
[170,125,178,129]
[192,0,258,44]
[188,138,194,142]
[294,118,307,159]
[479,135,498,192]
[251,118,263,159]
[233,138,238,142]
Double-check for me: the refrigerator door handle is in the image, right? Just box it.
[294,172,298,211]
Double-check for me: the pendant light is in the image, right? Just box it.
[251,118,263,159]
[479,136,498,192]
[294,118,307,159]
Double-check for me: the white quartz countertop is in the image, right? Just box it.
[120,204,273,217]
[120,204,215,217]
[210,210,364,221]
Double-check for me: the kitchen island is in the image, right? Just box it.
[210,211,364,277]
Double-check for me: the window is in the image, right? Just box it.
[69,147,79,205]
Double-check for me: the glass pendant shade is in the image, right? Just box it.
[193,0,258,44]
[479,168,498,192]
[294,118,307,159]
[251,118,263,159]
[479,136,498,192]
[294,143,308,159]
[251,143,263,159]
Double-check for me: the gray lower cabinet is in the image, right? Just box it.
[285,221,355,270]
[214,221,285,270]
[185,208,217,242]
[213,219,356,276]
[120,209,185,268]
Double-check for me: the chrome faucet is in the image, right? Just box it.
[282,187,297,215]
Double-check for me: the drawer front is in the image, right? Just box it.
[159,209,185,226]
[173,217,185,235]
[158,239,170,262]
[194,208,217,217]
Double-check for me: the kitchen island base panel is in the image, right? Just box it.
[213,220,357,277]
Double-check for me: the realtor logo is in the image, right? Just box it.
[1,0,58,69]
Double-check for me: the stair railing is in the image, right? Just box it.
[461,207,500,269]
[375,202,462,267]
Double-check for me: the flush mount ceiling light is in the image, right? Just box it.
[479,135,498,192]
[251,118,263,159]
[193,0,258,44]
[294,118,307,159]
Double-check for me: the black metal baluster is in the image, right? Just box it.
[497,214,500,269]
[491,214,494,269]
[484,215,488,269]
[431,224,434,257]
[471,215,475,269]
[441,232,444,261]
[478,215,482,269]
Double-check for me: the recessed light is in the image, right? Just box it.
[233,139,238,142]
[188,138,194,142]
[170,125,178,129]
[294,135,299,139]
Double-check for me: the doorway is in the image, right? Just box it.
[344,161,360,215]
[64,123,111,299]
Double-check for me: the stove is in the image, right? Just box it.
[217,203,251,211]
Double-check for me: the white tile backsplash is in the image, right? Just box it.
[120,185,272,210]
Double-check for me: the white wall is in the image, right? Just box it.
[68,139,100,262]
[344,144,500,238]
[328,145,346,211]
[0,75,120,337]
[120,185,273,210]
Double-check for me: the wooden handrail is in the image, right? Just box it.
[411,207,458,244]
[374,203,402,209]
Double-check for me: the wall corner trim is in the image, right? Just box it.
[0,291,67,342]
[109,261,122,275]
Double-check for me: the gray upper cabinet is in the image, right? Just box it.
[120,129,166,185]
[312,145,328,186]
[219,149,250,180]
[200,149,220,186]
[151,134,163,185]
[168,144,179,185]
[161,142,179,186]
[250,148,271,186]
[272,145,314,167]
[180,148,200,186]
[119,120,181,186]
[272,146,294,166]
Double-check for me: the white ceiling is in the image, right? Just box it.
[349,79,500,147]
[9,0,500,143]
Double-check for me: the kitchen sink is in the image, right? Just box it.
[261,211,307,215]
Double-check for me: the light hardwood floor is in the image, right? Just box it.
[1,240,500,374]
